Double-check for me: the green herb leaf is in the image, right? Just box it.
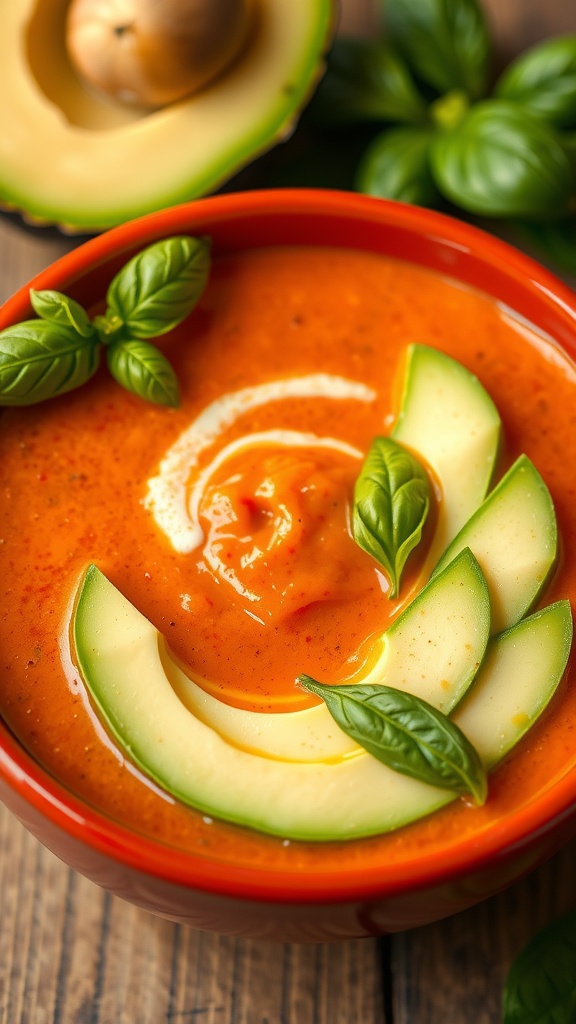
[495,35,576,129]
[355,126,442,207]
[353,436,430,598]
[430,100,575,218]
[0,235,211,408]
[385,0,491,101]
[313,39,428,125]
[502,913,576,1023]
[106,235,211,339]
[30,290,95,338]
[106,339,179,408]
[298,676,487,804]
[0,320,100,406]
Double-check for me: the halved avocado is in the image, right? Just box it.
[0,0,335,231]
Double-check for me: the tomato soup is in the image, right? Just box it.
[1,245,575,870]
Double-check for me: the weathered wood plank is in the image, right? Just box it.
[391,839,576,1023]
[0,805,387,1024]
[0,215,78,304]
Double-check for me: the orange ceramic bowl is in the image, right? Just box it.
[1,189,576,942]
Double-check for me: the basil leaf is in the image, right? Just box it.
[0,234,213,408]
[299,676,487,804]
[106,235,211,339]
[0,320,100,406]
[431,100,575,218]
[502,914,576,1024]
[30,290,95,338]
[313,39,428,125]
[106,339,179,407]
[495,35,576,129]
[353,436,430,598]
[385,0,491,100]
[356,126,442,207]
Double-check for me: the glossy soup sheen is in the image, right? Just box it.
[1,245,576,872]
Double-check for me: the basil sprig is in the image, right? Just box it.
[308,0,576,265]
[0,235,210,407]
[502,913,576,1023]
[353,436,430,598]
[299,676,487,804]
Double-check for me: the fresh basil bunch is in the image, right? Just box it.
[313,0,576,261]
[0,235,210,407]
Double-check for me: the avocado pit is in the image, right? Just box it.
[65,0,256,108]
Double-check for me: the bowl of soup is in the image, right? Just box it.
[1,188,576,942]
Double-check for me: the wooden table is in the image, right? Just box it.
[1,2,576,1021]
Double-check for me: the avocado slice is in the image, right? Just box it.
[391,344,501,573]
[433,454,558,634]
[166,547,490,761]
[0,0,334,231]
[72,565,571,840]
[453,602,573,766]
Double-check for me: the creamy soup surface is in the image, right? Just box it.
[1,245,575,871]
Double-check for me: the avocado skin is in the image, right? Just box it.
[0,0,336,231]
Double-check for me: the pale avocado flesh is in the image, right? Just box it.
[73,566,572,840]
[0,0,334,230]
[70,345,571,839]
[167,547,490,762]
[392,344,501,571]
[433,453,558,634]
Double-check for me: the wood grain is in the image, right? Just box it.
[0,812,388,1023]
[392,842,576,1023]
[2,1,576,1022]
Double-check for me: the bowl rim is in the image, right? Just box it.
[1,186,576,905]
